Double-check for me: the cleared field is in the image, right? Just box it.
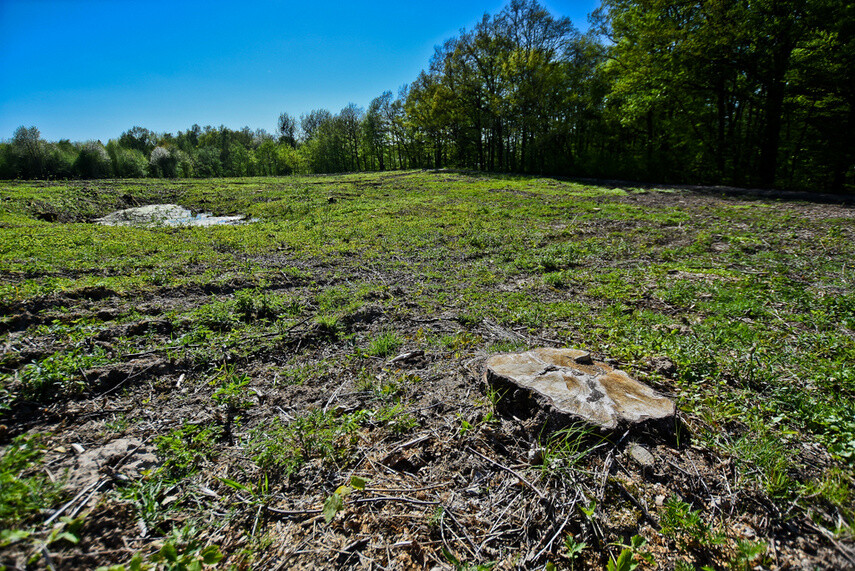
[1,171,853,569]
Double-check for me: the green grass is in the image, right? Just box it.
[366,331,404,357]
[1,171,854,567]
[155,423,222,479]
[246,409,367,480]
[3,172,852,466]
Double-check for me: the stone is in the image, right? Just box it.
[649,356,677,376]
[483,348,675,431]
[626,443,656,468]
[527,446,546,465]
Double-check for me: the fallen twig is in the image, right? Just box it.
[353,496,439,507]
[612,479,659,531]
[44,477,105,526]
[465,446,546,501]
[531,512,572,563]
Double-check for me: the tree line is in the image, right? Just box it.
[2,0,852,191]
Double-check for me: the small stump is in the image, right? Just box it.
[484,348,675,432]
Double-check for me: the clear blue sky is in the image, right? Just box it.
[0,0,600,143]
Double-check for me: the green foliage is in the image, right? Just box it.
[441,547,496,571]
[0,434,65,529]
[367,330,404,357]
[106,141,148,178]
[97,526,223,571]
[821,412,855,461]
[314,314,342,339]
[150,535,223,571]
[246,409,367,479]
[374,402,419,433]
[117,476,176,531]
[659,497,723,550]
[611,535,655,568]
[211,365,253,411]
[538,424,599,477]
[195,298,239,332]
[13,346,108,402]
[155,423,222,478]
[607,548,638,571]
[322,475,367,523]
[74,142,113,178]
[730,539,769,571]
[564,534,587,569]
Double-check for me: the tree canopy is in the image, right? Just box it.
[2,0,851,191]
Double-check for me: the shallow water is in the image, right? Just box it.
[96,204,249,227]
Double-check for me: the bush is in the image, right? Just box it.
[44,142,76,178]
[149,146,178,178]
[107,142,148,178]
[73,142,112,178]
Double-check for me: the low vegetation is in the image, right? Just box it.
[0,171,853,569]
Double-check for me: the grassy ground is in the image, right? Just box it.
[0,171,853,570]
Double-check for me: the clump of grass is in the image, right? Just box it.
[487,339,528,353]
[235,287,301,322]
[367,331,403,357]
[440,331,482,352]
[195,298,239,332]
[374,403,419,434]
[543,271,569,288]
[457,311,482,328]
[314,314,341,339]
[537,424,600,477]
[274,359,330,386]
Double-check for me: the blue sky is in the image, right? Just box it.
[0,0,600,143]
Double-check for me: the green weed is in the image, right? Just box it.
[314,314,342,340]
[374,402,418,433]
[441,547,496,571]
[659,497,724,550]
[155,423,222,479]
[12,347,108,403]
[0,434,66,529]
[563,535,587,570]
[210,365,253,411]
[247,409,367,479]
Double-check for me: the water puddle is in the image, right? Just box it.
[96,204,251,227]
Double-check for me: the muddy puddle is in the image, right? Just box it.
[95,204,252,227]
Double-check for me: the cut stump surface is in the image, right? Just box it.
[484,348,675,431]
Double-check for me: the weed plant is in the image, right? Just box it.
[155,423,222,479]
[0,434,65,529]
[247,409,367,480]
